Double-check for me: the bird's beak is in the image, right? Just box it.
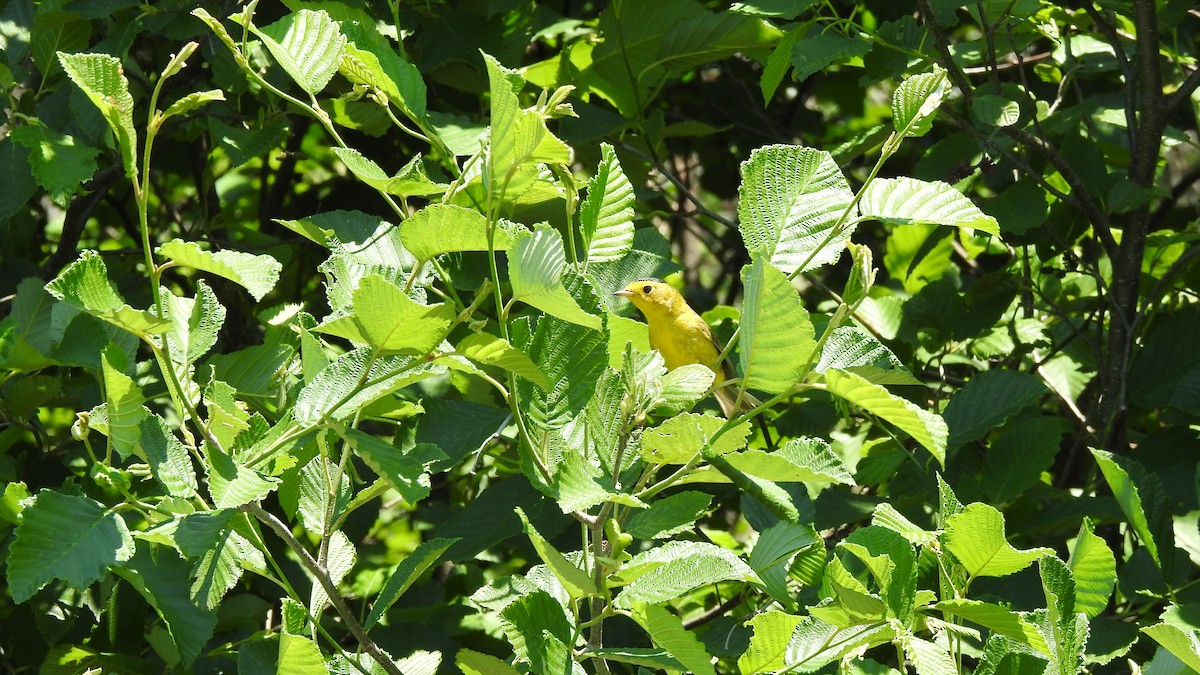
[613,289,634,298]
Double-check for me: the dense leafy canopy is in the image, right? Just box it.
[1,0,1198,673]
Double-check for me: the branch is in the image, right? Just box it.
[243,503,404,675]
[1082,4,1136,150]
[1149,163,1200,229]
[40,163,123,280]
[918,0,1115,257]
[1165,66,1200,116]
[617,141,737,231]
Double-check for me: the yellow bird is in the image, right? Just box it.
[614,278,755,417]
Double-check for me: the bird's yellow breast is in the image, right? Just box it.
[647,312,725,385]
[616,280,726,385]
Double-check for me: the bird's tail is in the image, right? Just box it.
[714,385,761,419]
[714,386,776,450]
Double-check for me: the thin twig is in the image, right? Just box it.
[243,503,404,675]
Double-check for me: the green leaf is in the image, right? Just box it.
[7,490,135,603]
[655,363,716,415]
[582,0,704,116]
[882,223,953,295]
[872,503,938,546]
[157,240,281,302]
[209,118,289,169]
[160,89,225,124]
[892,67,949,138]
[162,280,226,366]
[749,522,821,605]
[1067,519,1116,620]
[308,530,355,614]
[935,599,1051,656]
[1143,624,1200,672]
[860,178,1000,237]
[738,144,856,274]
[250,9,346,95]
[0,278,58,370]
[294,349,442,425]
[115,545,217,668]
[515,507,598,599]
[191,9,252,73]
[760,27,799,103]
[824,369,948,465]
[457,649,522,675]
[203,379,250,452]
[785,617,892,671]
[399,204,514,262]
[32,12,91,82]
[516,308,609,431]
[207,344,294,403]
[842,242,876,309]
[706,451,800,522]
[640,412,752,464]
[584,648,686,671]
[902,635,957,675]
[718,437,854,485]
[56,52,138,177]
[451,332,548,389]
[509,225,602,330]
[0,482,31,526]
[364,537,457,630]
[45,251,171,336]
[348,429,434,505]
[942,503,1052,579]
[972,94,1021,127]
[613,541,758,609]
[332,147,446,199]
[983,417,1063,502]
[790,32,872,82]
[739,610,805,673]
[626,491,713,540]
[580,143,635,263]
[0,139,37,224]
[8,124,100,206]
[942,369,1047,449]
[100,346,146,460]
[484,52,571,184]
[1040,559,1089,675]
[739,258,815,393]
[1091,448,1172,570]
[815,326,919,385]
[206,447,279,508]
[336,17,426,120]
[500,590,576,673]
[656,11,780,74]
[631,603,717,675]
[175,511,264,610]
[732,0,820,19]
[277,633,326,675]
[316,274,456,353]
[139,415,198,498]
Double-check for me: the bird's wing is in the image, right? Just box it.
[700,321,735,380]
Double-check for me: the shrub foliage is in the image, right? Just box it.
[1,0,1198,673]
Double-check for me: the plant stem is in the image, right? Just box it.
[243,503,404,675]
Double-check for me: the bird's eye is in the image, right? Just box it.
[642,285,652,294]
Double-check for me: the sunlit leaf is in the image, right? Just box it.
[249,9,346,95]
[57,52,137,176]
[942,503,1052,579]
[157,240,281,302]
[860,177,1000,237]
[738,144,856,274]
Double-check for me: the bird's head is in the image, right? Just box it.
[614,278,684,317]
